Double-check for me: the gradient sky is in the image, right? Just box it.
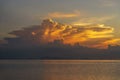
[0,0,120,39]
[1,0,120,59]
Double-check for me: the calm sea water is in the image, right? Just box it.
[0,60,120,80]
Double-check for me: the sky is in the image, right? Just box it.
[0,0,120,59]
[0,0,120,39]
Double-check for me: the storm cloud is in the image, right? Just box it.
[6,19,119,49]
[0,19,120,59]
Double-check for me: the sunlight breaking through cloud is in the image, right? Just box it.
[9,19,120,49]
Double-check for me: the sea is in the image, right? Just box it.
[0,60,120,80]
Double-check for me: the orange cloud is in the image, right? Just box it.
[47,11,80,18]
[36,19,119,49]
[72,16,115,26]
[9,19,120,49]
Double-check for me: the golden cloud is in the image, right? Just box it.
[47,11,80,18]
[9,19,120,49]
[72,16,115,26]
[34,19,119,49]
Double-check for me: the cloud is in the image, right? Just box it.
[72,16,115,26]
[47,11,80,18]
[99,0,118,7]
[0,39,7,44]
[0,32,16,39]
[6,19,120,49]
[1,18,120,59]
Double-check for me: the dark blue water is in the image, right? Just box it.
[0,60,120,80]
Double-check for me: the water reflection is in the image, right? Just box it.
[0,60,120,80]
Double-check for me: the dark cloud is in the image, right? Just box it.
[0,39,7,45]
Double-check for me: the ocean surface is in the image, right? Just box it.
[0,60,120,80]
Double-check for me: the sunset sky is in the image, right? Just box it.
[0,0,120,48]
[1,0,120,38]
[1,0,120,59]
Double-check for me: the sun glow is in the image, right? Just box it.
[10,19,120,49]
[37,19,120,49]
